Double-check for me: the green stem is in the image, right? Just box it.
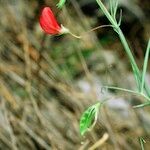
[104,86,150,102]
[117,28,141,88]
[134,101,150,108]
[96,0,118,27]
[96,0,150,97]
[141,39,150,93]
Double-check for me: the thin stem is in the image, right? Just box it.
[141,39,150,93]
[103,86,139,95]
[69,31,81,39]
[139,137,146,150]
[69,25,113,39]
[133,102,150,108]
[85,24,113,33]
[96,0,150,97]
[117,28,141,88]
[103,86,150,102]
[96,0,140,86]
[96,0,118,27]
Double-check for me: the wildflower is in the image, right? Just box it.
[39,7,69,35]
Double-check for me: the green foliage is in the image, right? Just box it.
[96,0,150,107]
[79,102,100,136]
[139,137,146,150]
[57,0,66,9]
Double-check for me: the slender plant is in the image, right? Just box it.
[79,0,150,135]
[40,0,150,138]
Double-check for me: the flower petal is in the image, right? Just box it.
[39,7,61,34]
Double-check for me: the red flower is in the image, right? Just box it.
[39,7,81,38]
[39,7,66,35]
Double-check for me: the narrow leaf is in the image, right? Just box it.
[113,0,119,19]
[109,0,113,17]
[118,9,122,26]
[140,39,150,93]
[133,102,150,108]
[79,103,100,136]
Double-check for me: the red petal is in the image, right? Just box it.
[39,7,61,34]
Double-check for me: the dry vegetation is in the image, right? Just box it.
[0,0,150,150]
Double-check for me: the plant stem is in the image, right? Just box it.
[117,28,141,88]
[141,39,150,93]
[104,86,150,102]
[69,31,81,39]
[96,0,150,97]
[133,101,150,108]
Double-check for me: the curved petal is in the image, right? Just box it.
[39,7,61,34]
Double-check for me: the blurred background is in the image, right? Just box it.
[0,0,150,149]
